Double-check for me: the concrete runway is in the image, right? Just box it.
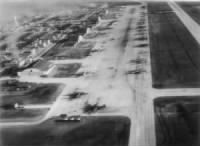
[2,1,200,146]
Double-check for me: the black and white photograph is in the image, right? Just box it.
[0,0,200,146]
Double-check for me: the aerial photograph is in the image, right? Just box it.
[0,0,200,146]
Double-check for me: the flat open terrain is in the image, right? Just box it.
[178,2,200,25]
[0,116,130,146]
[49,63,82,78]
[0,80,64,105]
[0,80,64,120]
[154,96,200,146]
[148,2,200,88]
[0,109,48,122]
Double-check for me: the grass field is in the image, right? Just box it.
[0,109,48,122]
[0,80,36,94]
[0,82,64,105]
[0,116,130,146]
[49,63,81,77]
[0,80,64,120]
[154,96,200,146]
[179,2,200,25]
[148,2,200,88]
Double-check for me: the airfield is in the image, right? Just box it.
[0,1,200,146]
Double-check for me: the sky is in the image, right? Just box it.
[0,0,199,3]
[0,0,198,25]
[0,0,85,25]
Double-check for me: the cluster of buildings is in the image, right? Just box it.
[1,4,112,77]
[18,59,56,77]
